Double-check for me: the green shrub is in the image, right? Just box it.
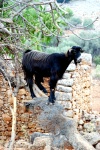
[69,31,100,59]
[69,17,82,26]
[44,47,60,54]
[94,56,100,65]
[93,65,100,79]
[83,18,94,29]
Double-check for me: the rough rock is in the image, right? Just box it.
[56,85,72,93]
[84,123,96,132]
[24,99,95,150]
[57,79,73,87]
[96,142,100,150]
[67,64,76,72]
[83,132,100,145]
[55,91,72,101]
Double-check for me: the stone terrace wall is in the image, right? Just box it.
[56,53,92,120]
[0,53,92,141]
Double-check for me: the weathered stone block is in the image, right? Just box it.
[57,79,73,87]
[84,123,96,132]
[81,53,92,64]
[56,85,72,93]
[83,132,100,145]
[67,64,76,72]
[96,142,100,150]
[55,91,72,101]
[63,72,71,79]
[63,110,74,118]
[58,101,72,109]
[81,65,91,71]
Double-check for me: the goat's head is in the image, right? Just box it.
[68,46,84,65]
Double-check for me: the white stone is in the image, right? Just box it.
[63,72,71,79]
[83,132,100,146]
[63,110,73,118]
[61,101,72,109]
[78,119,84,125]
[96,142,100,150]
[55,91,72,101]
[67,64,76,72]
[57,79,73,87]
[72,72,80,78]
[81,53,92,64]
[84,123,96,132]
[81,65,91,70]
[56,85,72,93]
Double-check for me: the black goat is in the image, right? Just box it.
[22,46,84,104]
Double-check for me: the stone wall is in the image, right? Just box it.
[56,53,92,120]
[0,53,93,141]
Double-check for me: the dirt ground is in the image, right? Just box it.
[91,79,100,113]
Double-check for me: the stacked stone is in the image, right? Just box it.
[0,74,12,141]
[1,53,99,142]
[15,88,46,140]
[78,111,100,133]
[56,53,92,119]
[0,79,47,141]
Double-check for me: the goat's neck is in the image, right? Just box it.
[65,53,73,68]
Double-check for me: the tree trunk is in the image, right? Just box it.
[8,96,17,150]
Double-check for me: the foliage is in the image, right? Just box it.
[94,56,100,65]
[69,16,82,26]
[83,18,94,29]
[44,38,77,54]
[45,31,100,65]
[0,0,100,65]
[93,65,100,79]
[69,31,100,59]
[0,0,73,56]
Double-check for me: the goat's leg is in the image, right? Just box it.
[27,76,36,98]
[35,75,47,94]
[48,77,57,104]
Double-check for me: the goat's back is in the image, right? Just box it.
[23,50,50,62]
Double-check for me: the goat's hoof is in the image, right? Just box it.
[46,102,54,105]
[46,101,50,105]
[49,102,54,106]
[46,102,54,106]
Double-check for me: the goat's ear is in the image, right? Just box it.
[68,48,72,53]
[67,49,72,56]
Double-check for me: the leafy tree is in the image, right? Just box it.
[0,0,73,57]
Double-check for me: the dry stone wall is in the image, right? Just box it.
[56,53,92,120]
[0,53,93,141]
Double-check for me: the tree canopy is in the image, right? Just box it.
[0,0,100,62]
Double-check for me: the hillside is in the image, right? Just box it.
[65,0,100,30]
